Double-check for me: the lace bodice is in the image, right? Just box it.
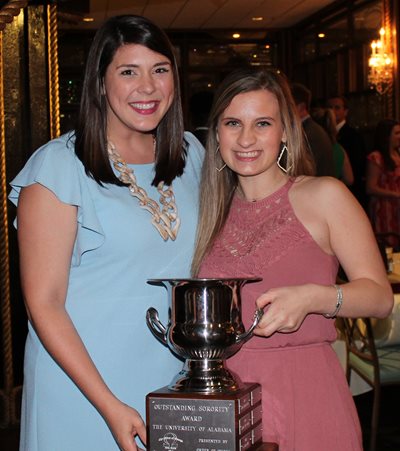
[203,179,315,277]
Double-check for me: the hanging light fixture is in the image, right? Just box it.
[368,27,393,95]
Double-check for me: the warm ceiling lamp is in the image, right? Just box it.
[232,33,240,39]
[368,27,393,95]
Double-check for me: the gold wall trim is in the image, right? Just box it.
[0,30,14,429]
[0,0,27,428]
[47,4,60,139]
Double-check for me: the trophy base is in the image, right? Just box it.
[146,382,263,451]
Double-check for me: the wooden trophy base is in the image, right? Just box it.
[146,382,263,451]
[255,444,279,451]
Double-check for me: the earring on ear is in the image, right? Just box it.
[215,145,226,172]
[277,143,293,173]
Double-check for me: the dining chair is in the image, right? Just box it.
[342,317,400,451]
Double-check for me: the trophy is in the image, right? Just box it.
[146,278,264,451]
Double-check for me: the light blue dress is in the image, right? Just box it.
[9,131,203,450]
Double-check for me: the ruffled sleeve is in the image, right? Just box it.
[8,132,105,266]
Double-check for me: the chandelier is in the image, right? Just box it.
[368,27,393,95]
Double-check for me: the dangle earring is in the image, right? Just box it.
[277,143,293,173]
[215,145,227,172]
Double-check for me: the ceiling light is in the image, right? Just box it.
[318,33,325,38]
[252,17,263,22]
[232,33,240,39]
[83,17,94,22]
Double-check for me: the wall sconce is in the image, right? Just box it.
[368,27,393,95]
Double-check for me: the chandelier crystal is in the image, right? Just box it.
[368,27,393,95]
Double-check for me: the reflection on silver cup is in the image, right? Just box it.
[146,278,263,393]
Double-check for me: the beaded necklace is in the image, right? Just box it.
[107,141,180,241]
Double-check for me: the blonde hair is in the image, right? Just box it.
[191,68,315,276]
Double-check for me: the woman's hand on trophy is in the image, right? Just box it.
[102,399,147,451]
[253,284,312,337]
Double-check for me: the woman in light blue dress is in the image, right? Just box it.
[9,15,203,451]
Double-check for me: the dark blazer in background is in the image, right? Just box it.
[302,117,335,177]
[337,122,367,209]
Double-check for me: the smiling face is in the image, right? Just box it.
[104,43,174,138]
[217,89,286,189]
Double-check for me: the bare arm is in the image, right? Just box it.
[366,158,400,198]
[254,177,393,337]
[18,184,146,450]
[313,178,392,317]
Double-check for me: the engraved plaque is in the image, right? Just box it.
[146,383,263,451]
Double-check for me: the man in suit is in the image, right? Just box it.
[327,95,367,209]
[291,83,335,177]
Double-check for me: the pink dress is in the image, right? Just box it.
[199,178,362,451]
[367,150,400,238]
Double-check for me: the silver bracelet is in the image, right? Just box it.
[323,284,343,318]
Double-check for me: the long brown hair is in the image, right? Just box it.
[74,15,186,186]
[191,68,315,276]
[373,118,400,172]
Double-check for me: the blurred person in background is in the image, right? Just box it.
[312,107,354,186]
[366,118,400,246]
[291,83,335,177]
[328,95,367,209]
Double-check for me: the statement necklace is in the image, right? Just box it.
[107,141,180,241]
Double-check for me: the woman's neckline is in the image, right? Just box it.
[234,177,294,206]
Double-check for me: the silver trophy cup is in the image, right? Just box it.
[146,278,263,394]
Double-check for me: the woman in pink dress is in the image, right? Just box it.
[366,119,400,246]
[191,68,393,451]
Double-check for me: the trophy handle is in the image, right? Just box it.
[236,308,264,345]
[146,307,167,345]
